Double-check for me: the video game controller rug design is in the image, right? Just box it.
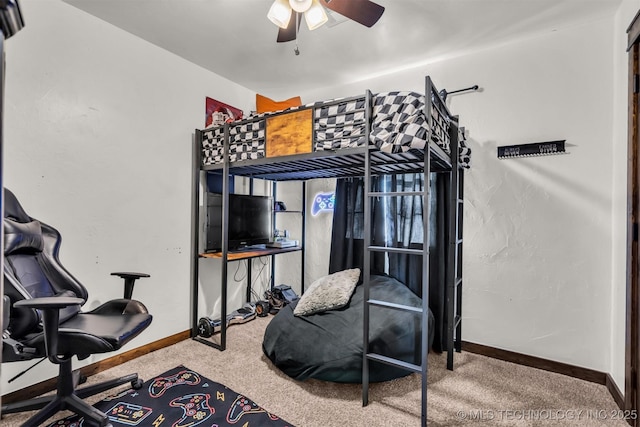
[149,369,201,398]
[47,365,293,427]
[227,394,282,424]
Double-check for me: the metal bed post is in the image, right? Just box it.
[219,123,230,350]
[362,90,373,407]
[271,181,277,289]
[420,75,433,427]
[246,178,254,302]
[301,181,306,294]
[191,131,203,338]
[446,119,463,370]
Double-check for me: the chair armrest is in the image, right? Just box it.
[13,296,84,309]
[111,272,150,300]
[110,272,150,280]
[14,297,84,364]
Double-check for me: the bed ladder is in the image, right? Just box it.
[446,123,464,370]
[362,78,434,427]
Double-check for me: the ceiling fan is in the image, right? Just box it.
[267,0,385,43]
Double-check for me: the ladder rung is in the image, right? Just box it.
[457,198,463,203]
[368,246,425,255]
[368,299,422,313]
[455,315,462,328]
[456,238,463,244]
[456,277,463,287]
[366,353,422,373]
[368,191,425,197]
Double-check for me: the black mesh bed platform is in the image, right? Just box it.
[201,145,452,181]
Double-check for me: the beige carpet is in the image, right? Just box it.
[1,316,628,426]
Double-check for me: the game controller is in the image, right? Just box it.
[226,394,267,424]
[311,192,335,216]
[198,303,257,338]
[169,393,214,427]
[105,401,153,426]
[148,369,201,398]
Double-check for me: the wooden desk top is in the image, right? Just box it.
[200,246,302,261]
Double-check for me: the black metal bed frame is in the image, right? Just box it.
[190,76,465,426]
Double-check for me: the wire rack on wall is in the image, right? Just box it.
[497,140,566,159]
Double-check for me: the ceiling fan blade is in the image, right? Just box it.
[277,12,302,43]
[321,0,384,27]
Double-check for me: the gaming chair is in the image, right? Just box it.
[1,188,153,426]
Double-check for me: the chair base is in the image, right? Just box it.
[20,393,110,427]
[1,359,141,427]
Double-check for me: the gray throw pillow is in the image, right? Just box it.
[293,268,360,316]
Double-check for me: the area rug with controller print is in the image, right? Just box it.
[48,365,293,427]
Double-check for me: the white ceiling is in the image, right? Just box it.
[62,0,621,95]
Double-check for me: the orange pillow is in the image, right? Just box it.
[256,94,302,114]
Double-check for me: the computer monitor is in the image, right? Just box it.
[205,193,273,252]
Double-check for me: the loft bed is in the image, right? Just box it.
[191,76,468,427]
[199,90,470,175]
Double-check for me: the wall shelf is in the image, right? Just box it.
[199,246,302,262]
[497,140,566,159]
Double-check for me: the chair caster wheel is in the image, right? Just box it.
[131,378,144,389]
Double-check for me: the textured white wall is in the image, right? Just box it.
[296,16,620,377]
[1,0,254,395]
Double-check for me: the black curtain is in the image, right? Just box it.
[329,173,448,352]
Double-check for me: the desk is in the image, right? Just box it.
[199,246,302,303]
[199,246,302,261]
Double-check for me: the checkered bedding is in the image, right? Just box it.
[201,120,265,164]
[200,92,471,168]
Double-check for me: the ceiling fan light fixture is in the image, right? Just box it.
[268,0,292,29]
[289,0,312,13]
[304,0,328,30]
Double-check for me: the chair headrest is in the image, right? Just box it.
[3,188,44,255]
[4,218,44,255]
[4,188,31,222]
